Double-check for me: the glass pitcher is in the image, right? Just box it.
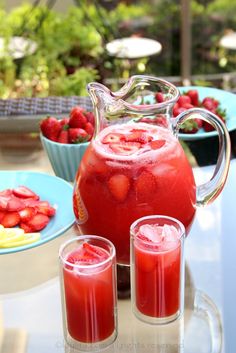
[73,75,230,265]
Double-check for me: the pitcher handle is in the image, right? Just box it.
[172,108,231,206]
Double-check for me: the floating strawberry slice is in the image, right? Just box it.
[13,186,39,200]
[36,201,56,217]
[66,247,99,266]
[27,214,50,231]
[136,233,152,242]
[150,140,166,150]
[124,131,153,144]
[83,242,108,261]
[102,133,123,144]
[109,142,141,155]
[135,171,157,201]
[1,212,20,228]
[19,207,36,222]
[7,196,25,212]
[108,174,130,202]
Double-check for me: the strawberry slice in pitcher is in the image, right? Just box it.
[124,131,153,144]
[109,141,141,155]
[102,133,123,144]
[108,174,130,202]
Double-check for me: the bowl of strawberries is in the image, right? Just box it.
[40,106,95,182]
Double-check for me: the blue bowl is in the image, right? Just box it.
[40,134,89,182]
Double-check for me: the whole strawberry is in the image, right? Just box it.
[155,92,165,103]
[68,128,89,143]
[40,117,61,141]
[202,97,219,111]
[69,107,87,128]
[85,112,95,126]
[187,90,199,106]
[57,128,69,144]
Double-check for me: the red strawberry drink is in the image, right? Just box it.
[130,215,185,324]
[59,236,117,350]
[73,123,196,265]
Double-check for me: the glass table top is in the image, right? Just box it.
[0,140,235,353]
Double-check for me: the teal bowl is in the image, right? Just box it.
[40,134,89,182]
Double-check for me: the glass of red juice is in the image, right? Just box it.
[130,215,185,324]
[59,236,117,351]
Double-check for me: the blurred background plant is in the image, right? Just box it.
[1,0,236,99]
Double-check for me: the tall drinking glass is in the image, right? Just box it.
[59,236,117,351]
[130,215,185,324]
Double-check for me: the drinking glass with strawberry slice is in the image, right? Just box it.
[73,76,230,295]
[59,235,117,351]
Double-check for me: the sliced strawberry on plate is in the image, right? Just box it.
[19,207,36,222]
[102,133,123,144]
[7,196,25,212]
[0,189,12,197]
[0,211,6,222]
[109,142,141,155]
[36,201,56,217]
[108,174,130,202]
[1,212,20,227]
[13,186,39,200]
[0,196,9,210]
[27,214,50,231]
[20,222,34,233]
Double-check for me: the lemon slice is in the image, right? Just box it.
[0,226,41,248]
[0,228,25,246]
[0,232,41,248]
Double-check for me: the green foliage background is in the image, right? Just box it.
[0,0,236,99]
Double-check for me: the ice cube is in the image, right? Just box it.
[161,224,178,242]
[139,224,162,243]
